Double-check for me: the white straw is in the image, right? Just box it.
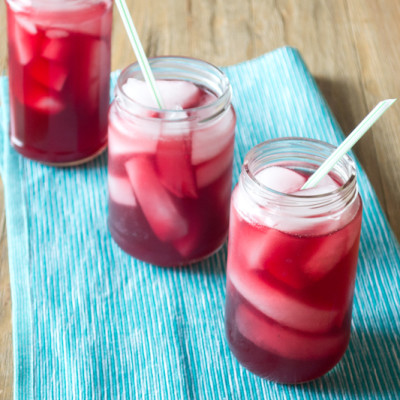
[302,99,396,190]
[115,0,164,109]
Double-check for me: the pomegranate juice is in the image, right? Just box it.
[6,0,112,164]
[108,58,236,266]
[225,141,362,383]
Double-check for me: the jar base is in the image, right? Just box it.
[226,337,347,384]
[224,280,351,384]
[10,140,107,167]
[109,219,228,267]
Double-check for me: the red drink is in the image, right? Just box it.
[6,0,112,164]
[108,57,236,266]
[225,139,362,383]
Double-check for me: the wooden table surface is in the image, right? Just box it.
[1,0,400,398]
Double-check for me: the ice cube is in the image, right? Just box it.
[23,80,65,114]
[28,58,68,92]
[125,156,188,242]
[236,169,343,236]
[273,215,336,236]
[72,3,112,38]
[108,153,132,176]
[14,13,37,34]
[108,108,160,156]
[173,231,199,258]
[301,209,361,281]
[211,166,233,215]
[228,258,339,333]
[294,177,340,197]
[35,2,112,39]
[301,237,345,281]
[155,135,198,198]
[230,184,260,222]
[13,34,35,65]
[73,17,103,38]
[41,40,70,63]
[85,38,110,80]
[41,31,72,63]
[108,174,137,207]
[29,95,65,114]
[195,139,234,188]
[159,111,192,137]
[236,304,346,360]
[294,173,341,199]
[232,184,297,233]
[122,78,201,110]
[295,185,339,197]
[276,176,344,235]
[78,39,110,111]
[45,29,69,39]
[197,90,216,107]
[191,110,236,165]
[255,166,307,193]
[243,223,312,289]
[12,14,38,65]
[173,212,203,258]
[158,80,202,109]
[230,195,336,289]
[317,173,341,187]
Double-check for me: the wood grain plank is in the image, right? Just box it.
[0,180,12,400]
[0,0,12,397]
[0,0,6,73]
[346,0,400,239]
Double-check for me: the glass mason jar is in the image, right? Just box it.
[107,56,236,266]
[225,138,362,383]
[6,0,112,165]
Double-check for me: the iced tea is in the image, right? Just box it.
[6,0,112,164]
[225,139,362,383]
[108,57,236,266]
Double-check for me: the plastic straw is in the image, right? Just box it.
[115,0,164,109]
[302,98,396,189]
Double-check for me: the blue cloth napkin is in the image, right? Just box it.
[1,47,399,400]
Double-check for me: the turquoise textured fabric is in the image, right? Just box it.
[1,47,399,399]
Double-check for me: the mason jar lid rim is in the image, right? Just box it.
[116,56,232,115]
[6,0,110,11]
[243,137,358,202]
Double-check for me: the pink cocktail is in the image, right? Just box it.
[6,0,112,164]
[108,57,236,266]
[225,139,362,383]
